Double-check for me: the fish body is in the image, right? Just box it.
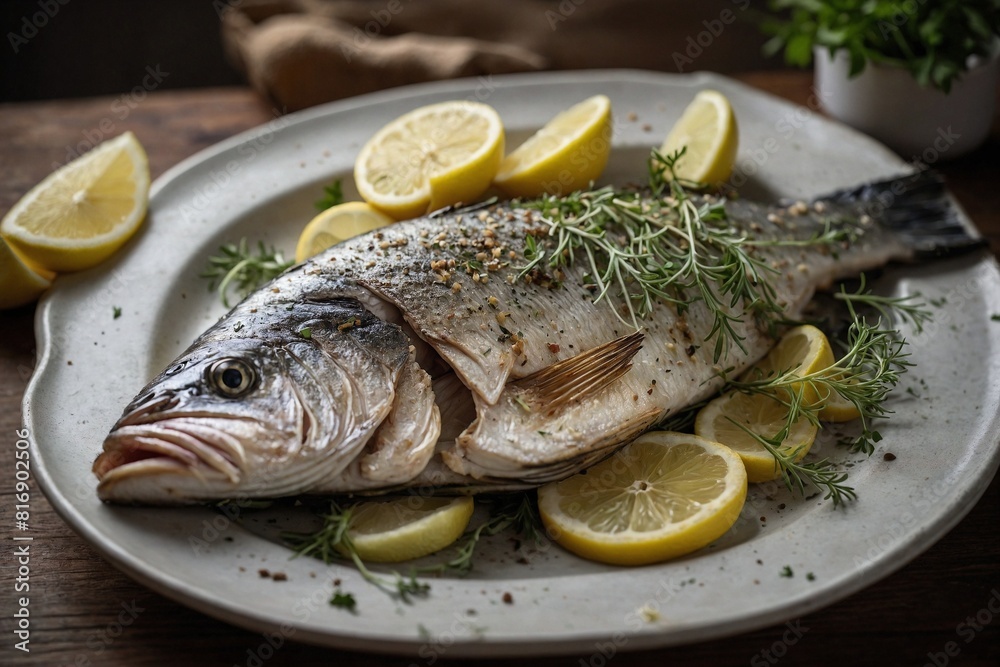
[93,172,977,503]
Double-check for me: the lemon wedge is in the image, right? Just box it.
[295,202,394,263]
[343,496,474,563]
[659,90,738,185]
[354,101,504,221]
[1,132,149,272]
[695,390,818,483]
[537,431,747,566]
[0,237,56,310]
[493,95,612,198]
[741,324,836,406]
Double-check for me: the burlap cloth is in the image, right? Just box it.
[221,0,768,111]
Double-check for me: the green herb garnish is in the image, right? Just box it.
[330,589,357,611]
[519,148,843,362]
[113,306,122,319]
[760,0,1000,93]
[284,502,429,603]
[834,275,932,333]
[285,493,544,604]
[315,179,344,211]
[202,238,294,308]
[723,290,921,505]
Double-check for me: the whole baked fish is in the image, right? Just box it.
[93,172,978,503]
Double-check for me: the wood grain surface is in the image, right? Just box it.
[1,73,998,667]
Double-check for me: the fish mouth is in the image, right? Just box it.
[94,418,245,488]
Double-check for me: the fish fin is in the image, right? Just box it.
[517,331,644,412]
[816,170,986,259]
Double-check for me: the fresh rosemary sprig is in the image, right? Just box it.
[424,493,544,575]
[283,502,430,602]
[833,274,933,334]
[201,238,294,307]
[721,289,921,504]
[738,424,858,506]
[519,148,843,362]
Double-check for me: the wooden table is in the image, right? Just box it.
[1,72,998,666]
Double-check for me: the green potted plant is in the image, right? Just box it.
[762,0,1000,159]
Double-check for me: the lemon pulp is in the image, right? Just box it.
[537,431,747,566]
[659,90,738,185]
[494,94,612,198]
[1,131,149,272]
[344,496,474,563]
[354,101,504,220]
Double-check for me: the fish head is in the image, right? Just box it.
[93,296,409,503]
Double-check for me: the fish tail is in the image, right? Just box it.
[816,171,986,259]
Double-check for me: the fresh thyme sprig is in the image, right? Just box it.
[519,148,844,361]
[283,502,429,602]
[201,238,294,307]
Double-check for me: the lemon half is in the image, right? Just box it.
[537,432,747,566]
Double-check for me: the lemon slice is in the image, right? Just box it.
[343,496,474,563]
[695,390,818,483]
[1,132,149,272]
[0,238,56,310]
[493,95,612,198]
[659,90,738,185]
[741,324,836,406]
[537,431,747,566]
[354,101,504,221]
[295,202,394,262]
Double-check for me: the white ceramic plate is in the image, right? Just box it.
[26,70,1000,657]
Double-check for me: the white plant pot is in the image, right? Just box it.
[814,46,999,160]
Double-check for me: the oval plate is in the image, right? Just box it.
[25,70,1000,657]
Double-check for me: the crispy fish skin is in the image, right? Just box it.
[94,172,979,502]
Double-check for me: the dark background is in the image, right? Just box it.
[1,0,245,102]
[0,0,779,103]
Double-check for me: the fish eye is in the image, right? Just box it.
[208,358,257,398]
